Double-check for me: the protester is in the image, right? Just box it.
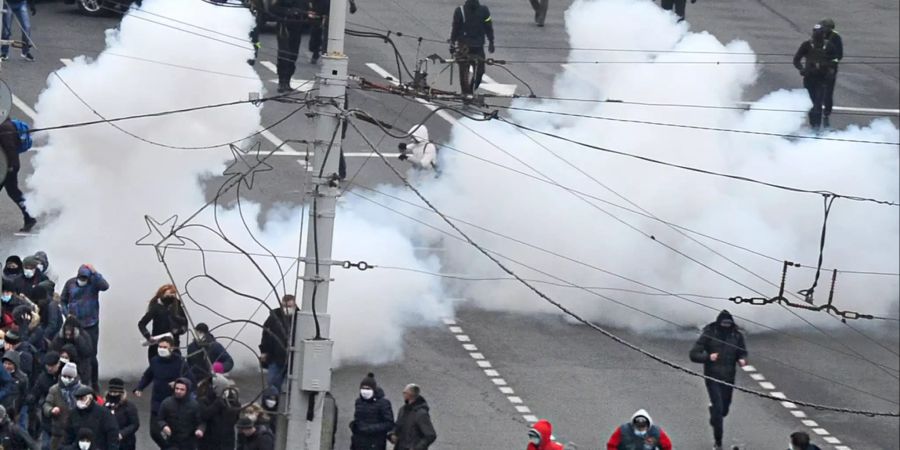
[605,409,673,450]
[0,118,38,232]
[134,335,191,448]
[235,416,274,450]
[62,386,118,450]
[2,351,29,424]
[59,265,109,392]
[157,378,204,450]
[0,404,39,450]
[186,323,233,381]
[350,372,393,450]
[27,351,60,445]
[389,384,436,449]
[197,374,240,450]
[42,362,83,450]
[0,0,36,61]
[789,431,823,450]
[51,319,95,388]
[137,284,188,362]
[103,378,139,450]
[525,419,563,450]
[449,0,495,96]
[258,295,295,392]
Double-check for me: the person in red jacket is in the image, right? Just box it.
[526,419,564,450]
[606,409,673,450]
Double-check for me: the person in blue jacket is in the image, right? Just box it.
[60,264,109,392]
[132,336,191,449]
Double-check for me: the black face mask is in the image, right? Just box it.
[162,296,176,305]
[106,394,122,405]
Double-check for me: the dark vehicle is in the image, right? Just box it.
[63,0,137,17]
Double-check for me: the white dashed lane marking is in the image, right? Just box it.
[741,365,851,449]
[444,318,540,425]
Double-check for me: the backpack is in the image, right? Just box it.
[11,119,32,154]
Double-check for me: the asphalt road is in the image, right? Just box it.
[0,0,898,449]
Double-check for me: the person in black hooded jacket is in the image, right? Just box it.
[389,384,436,450]
[157,378,205,450]
[0,118,37,233]
[689,310,747,450]
[449,0,495,96]
[104,378,140,450]
[350,372,394,450]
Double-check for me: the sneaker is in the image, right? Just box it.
[0,54,7,61]
[22,53,35,62]
[20,217,37,233]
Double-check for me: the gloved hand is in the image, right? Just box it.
[488,41,495,53]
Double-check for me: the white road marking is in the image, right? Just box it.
[455,334,471,342]
[741,365,757,372]
[484,369,500,377]
[448,326,463,334]
[476,360,492,368]
[366,63,459,124]
[522,415,539,423]
[515,405,532,413]
[462,343,477,351]
[758,381,776,390]
[499,387,514,394]
[812,428,830,436]
[258,61,314,92]
[737,101,899,115]
[780,401,798,409]
[749,373,766,381]
[442,318,456,325]
[790,410,807,418]
[480,74,517,96]
[508,396,523,404]
[823,436,842,444]
[469,352,484,360]
[491,378,507,386]
[770,392,787,399]
[835,446,852,450]
[11,94,36,119]
[801,419,819,427]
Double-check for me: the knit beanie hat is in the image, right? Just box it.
[360,372,377,389]
[61,362,78,378]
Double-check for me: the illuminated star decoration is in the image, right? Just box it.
[136,214,186,262]
[223,141,272,190]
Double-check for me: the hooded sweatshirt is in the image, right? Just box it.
[527,419,564,450]
[689,310,747,381]
[60,265,110,328]
[606,410,672,450]
[450,0,494,48]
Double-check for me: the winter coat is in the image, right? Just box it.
[236,425,275,450]
[259,309,291,367]
[59,266,110,328]
[9,342,37,385]
[135,354,191,414]
[527,419,564,450]
[106,397,139,450]
[198,387,240,450]
[187,333,234,380]
[20,271,53,304]
[1,352,29,417]
[350,387,394,450]
[450,0,494,48]
[793,38,839,78]
[42,380,84,437]
[606,424,672,450]
[391,396,436,450]
[689,310,748,382]
[63,401,119,450]
[158,395,205,446]
[0,118,21,171]
[0,418,39,450]
[52,330,95,384]
[137,299,187,344]
[26,367,58,412]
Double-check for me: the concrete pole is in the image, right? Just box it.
[280,0,348,448]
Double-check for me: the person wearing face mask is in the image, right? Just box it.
[157,378,205,450]
[63,427,98,450]
[349,372,393,450]
[138,284,188,363]
[20,255,53,301]
[388,384,436,450]
[525,419,563,450]
[0,404,39,450]
[33,251,58,287]
[52,319,95,389]
[62,386,119,450]
[1,277,28,326]
[689,310,747,450]
[186,323,233,382]
[133,336,192,449]
[60,264,109,393]
[30,352,61,450]
[1,351,29,423]
[4,255,24,278]
[788,431,822,450]
[197,375,240,450]
[42,362,83,450]
[258,295,296,393]
[605,410,672,450]
[104,378,139,450]
[235,416,275,450]
[449,0,495,96]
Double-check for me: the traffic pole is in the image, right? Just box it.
[280,0,349,448]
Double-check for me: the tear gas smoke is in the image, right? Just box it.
[376,0,899,332]
[18,0,449,376]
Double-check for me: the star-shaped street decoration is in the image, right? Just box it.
[135,214,186,262]
[222,141,273,190]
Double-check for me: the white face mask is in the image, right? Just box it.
[61,376,75,385]
[79,441,91,450]
[246,413,259,422]
[60,357,70,365]
[37,263,45,272]
[23,269,35,278]
[76,279,88,287]
[528,435,541,446]
[634,429,647,437]
[158,348,172,358]
[76,398,91,410]
[360,388,374,400]
[264,399,277,409]
[0,340,5,348]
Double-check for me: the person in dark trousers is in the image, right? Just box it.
[157,378,205,450]
[186,322,233,382]
[689,310,747,450]
[137,284,188,362]
[258,295,295,393]
[793,24,839,130]
[59,264,109,392]
[133,336,192,449]
[197,375,240,450]
[658,0,695,21]
[307,0,329,63]
[0,0,36,61]
[449,0,495,96]
[269,0,312,93]
[0,118,37,232]
[42,362,83,450]
[528,0,548,26]
[236,416,274,450]
[0,404,39,450]
[605,409,673,450]
[350,372,394,450]
[52,318,95,388]
[63,386,119,450]
[28,351,60,445]
[789,431,822,450]
[819,18,843,127]
[2,351,29,425]
[388,384,436,450]
[103,378,139,450]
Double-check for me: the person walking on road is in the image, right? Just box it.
[0,117,38,233]
[268,0,312,93]
[689,310,747,450]
[449,0,495,96]
[133,336,191,449]
[138,284,188,363]
[789,431,822,450]
[349,372,393,450]
[0,0,36,61]
[186,322,233,382]
[42,362,83,450]
[63,386,119,450]
[60,264,109,392]
[528,0,549,27]
[103,378,140,450]
[235,416,274,450]
[526,419,563,450]
[605,409,673,450]
[793,24,839,130]
[157,378,205,450]
[658,0,695,21]
[388,383,436,450]
[818,18,843,127]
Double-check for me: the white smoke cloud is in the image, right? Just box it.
[371,0,899,332]
[18,0,450,377]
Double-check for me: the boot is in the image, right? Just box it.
[310,52,320,64]
[277,80,291,94]
[20,216,37,233]
[823,114,831,129]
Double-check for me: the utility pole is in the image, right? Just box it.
[278,0,349,448]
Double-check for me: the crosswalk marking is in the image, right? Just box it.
[259,61,314,92]
[480,74,517,96]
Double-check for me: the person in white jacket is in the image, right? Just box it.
[398,126,438,171]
